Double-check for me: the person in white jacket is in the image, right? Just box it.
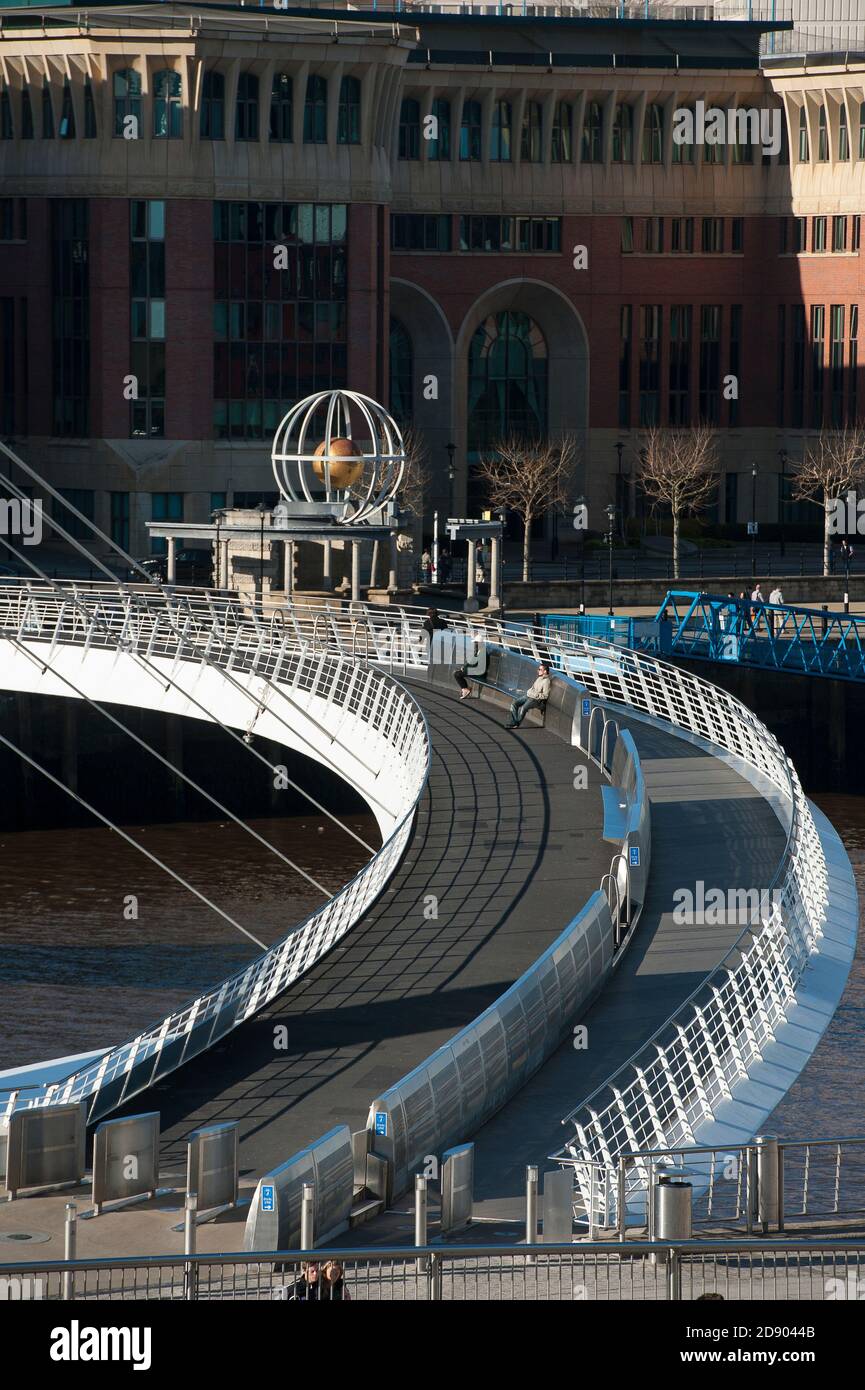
[506,663,552,730]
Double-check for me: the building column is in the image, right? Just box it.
[167,536,177,582]
[351,540,361,604]
[465,538,478,613]
[489,534,501,612]
[283,540,293,597]
[388,531,398,593]
[322,539,333,591]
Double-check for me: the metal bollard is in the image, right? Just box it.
[414,1174,428,1275]
[183,1192,198,1302]
[755,1134,780,1234]
[62,1202,77,1301]
[525,1165,538,1263]
[301,1182,315,1251]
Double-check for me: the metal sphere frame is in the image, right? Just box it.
[271,389,406,525]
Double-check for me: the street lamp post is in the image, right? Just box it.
[778,448,787,559]
[446,442,456,520]
[615,441,625,542]
[606,502,616,616]
[751,464,758,578]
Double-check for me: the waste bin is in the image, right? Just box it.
[654,1176,692,1240]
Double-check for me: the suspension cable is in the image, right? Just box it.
[0,727,268,952]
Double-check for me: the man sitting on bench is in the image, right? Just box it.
[505,662,551,731]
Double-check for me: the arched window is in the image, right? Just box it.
[460,99,482,161]
[798,106,809,161]
[581,101,601,163]
[839,104,849,161]
[429,98,450,161]
[41,80,54,139]
[113,68,141,138]
[59,80,75,139]
[236,73,259,141]
[490,100,512,162]
[83,78,97,138]
[0,86,12,140]
[154,70,182,139]
[304,75,327,144]
[389,317,413,425]
[467,311,548,460]
[551,101,572,163]
[521,101,542,162]
[612,103,633,162]
[338,76,361,145]
[817,104,828,161]
[270,74,292,142]
[200,71,225,140]
[398,98,420,160]
[643,103,663,163]
[21,88,34,140]
[672,106,694,164]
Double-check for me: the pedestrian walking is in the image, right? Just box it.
[421,549,432,584]
[750,583,764,626]
[768,585,783,638]
[505,662,551,730]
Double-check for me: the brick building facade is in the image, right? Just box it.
[0,2,863,555]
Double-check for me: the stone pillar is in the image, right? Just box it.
[167,536,177,582]
[283,540,293,597]
[489,534,501,611]
[465,538,478,612]
[388,531,398,593]
[351,540,361,603]
[322,539,333,591]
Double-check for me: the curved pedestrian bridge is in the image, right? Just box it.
[0,584,854,1224]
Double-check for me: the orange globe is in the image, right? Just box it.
[312,437,364,490]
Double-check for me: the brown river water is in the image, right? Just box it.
[0,795,862,1146]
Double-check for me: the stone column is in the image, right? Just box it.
[388,531,398,593]
[167,536,177,582]
[351,540,361,603]
[465,538,478,612]
[489,534,501,611]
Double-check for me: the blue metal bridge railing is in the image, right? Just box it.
[656,590,865,683]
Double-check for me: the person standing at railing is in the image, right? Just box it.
[768,586,783,639]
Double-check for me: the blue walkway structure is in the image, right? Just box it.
[656,590,865,682]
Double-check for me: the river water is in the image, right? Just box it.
[1,795,862,1145]
[0,814,378,1070]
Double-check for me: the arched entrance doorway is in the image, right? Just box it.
[466,309,548,517]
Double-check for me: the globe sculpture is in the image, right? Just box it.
[271,389,405,524]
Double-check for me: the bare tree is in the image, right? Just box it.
[636,426,718,580]
[478,434,577,582]
[791,428,865,575]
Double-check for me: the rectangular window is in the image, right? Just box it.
[850,305,859,425]
[621,217,633,254]
[638,304,661,426]
[791,304,806,428]
[130,200,166,439]
[52,488,94,542]
[813,216,827,252]
[458,215,560,253]
[110,491,130,551]
[701,218,724,253]
[213,201,347,440]
[699,305,721,423]
[731,218,744,253]
[776,305,786,427]
[831,304,845,427]
[811,304,825,427]
[619,305,632,429]
[0,197,26,242]
[794,217,807,253]
[778,218,788,254]
[151,492,183,556]
[668,304,692,426]
[0,298,13,434]
[391,214,451,252]
[644,217,663,253]
[854,217,862,253]
[551,101,572,163]
[51,199,89,437]
[833,216,847,253]
[729,304,742,427]
[671,217,694,254]
[490,100,512,162]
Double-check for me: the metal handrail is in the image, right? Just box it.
[0,591,431,1121]
[0,583,827,1183]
